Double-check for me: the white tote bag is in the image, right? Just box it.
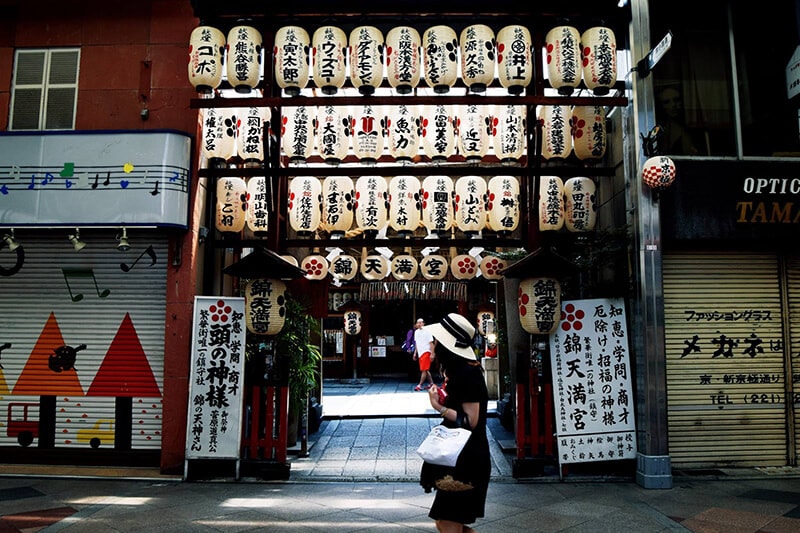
[416,425,471,467]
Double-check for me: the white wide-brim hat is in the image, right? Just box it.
[424,313,477,360]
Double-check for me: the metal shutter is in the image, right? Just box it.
[784,257,800,466]
[663,252,787,468]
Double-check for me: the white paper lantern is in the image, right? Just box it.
[386,26,421,94]
[496,25,532,95]
[330,254,359,281]
[236,106,268,165]
[420,254,448,280]
[421,104,457,163]
[274,26,310,96]
[422,25,458,93]
[355,176,389,236]
[226,24,262,93]
[572,106,607,161]
[451,253,478,280]
[312,26,347,95]
[281,254,299,267]
[491,104,526,164]
[317,105,349,165]
[487,176,520,235]
[245,278,286,335]
[322,176,354,236]
[246,176,268,235]
[288,176,322,236]
[545,25,581,95]
[301,253,329,280]
[454,176,487,235]
[460,24,495,93]
[201,107,237,166]
[539,176,565,231]
[281,106,315,163]
[361,253,390,280]
[539,105,572,160]
[388,175,421,236]
[642,156,677,190]
[518,277,561,335]
[387,104,420,163]
[343,310,362,335]
[479,255,507,281]
[477,311,495,336]
[188,25,225,94]
[351,104,385,164]
[581,26,617,96]
[349,26,384,95]
[421,175,454,236]
[216,177,247,233]
[564,177,597,233]
[391,254,419,280]
[458,104,490,164]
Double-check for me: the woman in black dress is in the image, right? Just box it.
[421,313,491,533]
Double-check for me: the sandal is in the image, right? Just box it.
[414,385,423,391]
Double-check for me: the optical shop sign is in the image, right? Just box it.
[549,298,637,464]
[185,297,246,460]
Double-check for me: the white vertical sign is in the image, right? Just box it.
[185,297,246,460]
[549,298,637,464]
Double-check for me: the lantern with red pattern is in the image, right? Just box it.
[312,25,347,95]
[301,253,329,280]
[518,277,561,335]
[387,104,420,163]
[450,251,478,280]
[349,26,384,95]
[572,106,607,161]
[389,175,421,236]
[460,24,495,93]
[490,104,526,165]
[458,104,490,164]
[422,175,454,236]
[581,26,617,96]
[496,25,532,95]
[421,104,457,163]
[422,25,458,93]
[188,25,225,95]
[386,26,421,94]
[564,177,597,233]
[317,105,349,165]
[487,176,520,235]
[281,106,315,163]
[479,255,507,281]
[351,104,385,164]
[246,176,268,235]
[454,175,487,236]
[545,25,581,95]
[539,176,564,231]
[539,105,572,160]
[322,176,354,236]
[343,309,362,335]
[274,26,310,96]
[288,176,322,236]
[226,24,262,93]
[236,106,268,166]
[354,176,389,236]
[245,278,287,335]
[216,177,247,234]
[642,156,676,190]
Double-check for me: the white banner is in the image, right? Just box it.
[549,298,637,464]
[185,297,246,459]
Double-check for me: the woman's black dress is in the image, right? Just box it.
[421,360,491,524]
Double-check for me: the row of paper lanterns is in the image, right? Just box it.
[201,103,607,167]
[189,23,616,96]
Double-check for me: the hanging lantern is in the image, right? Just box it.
[312,26,347,95]
[245,176,268,235]
[236,106,268,165]
[477,310,495,336]
[420,253,448,280]
[496,25,532,95]
[385,26,421,94]
[539,176,564,231]
[642,156,677,190]
[538,105,572,160]
[287,176,322,236]
[421,104,457,163]
[391,252,419,281]
[321,176,354,236]
[343,309,362,335]
[274,26,310,96]
[330,254,359,282]
[457,104,490,164]
[487,176,520,235]
[349,26,384,95]
[215,177,247,234]
[361,252,390,280]
[454,175,487,236]
[421,175,454,236]
[460,24,495,93]
[518,277,561,335]
[281,106,315,164]
[317,105,349,165]
[545,25,581,95]
[281,254,299,267]
[581,26,617,96]
[479,255,506,281]
[351,104,385,164]
[226,24,262,93]
[245,278,287,335]
[388,175,421,236]
[201,107,237,167]
[354,176,389,236]
[564,177,597,233]
[301,253,329,280]
[188,25,225,95]
[422,25,458,93]
[491,104,526,165]
[450,250,478,280]
[572,106,607,161]
[387,104,420,163]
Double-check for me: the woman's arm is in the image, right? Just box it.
[428,387,480,430]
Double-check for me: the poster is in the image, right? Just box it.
[549,298,637,464]
[185,297,246,459]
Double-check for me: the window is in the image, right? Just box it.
[10,48,80,131]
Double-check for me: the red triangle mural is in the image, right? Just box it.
[87,313,161,398]
[13,312,84,396]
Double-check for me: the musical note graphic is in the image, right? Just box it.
[60,162,75,177]
[62,268,111,302]
[150,181,160,195]
[120,245,157,272]
[91,172,111,189]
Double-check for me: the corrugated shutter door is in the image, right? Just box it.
[663,252,787,468]
[784,257,800,466]
[0,231,165,452]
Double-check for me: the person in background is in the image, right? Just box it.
[421,313,490,533]
[413,317,435,391]
[655,84,701,156]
